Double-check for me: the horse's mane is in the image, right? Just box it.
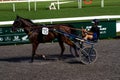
[25,19,34,24]
[17,16,34,24]
[24,18,40,26]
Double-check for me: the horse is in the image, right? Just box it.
[12,16,79,62]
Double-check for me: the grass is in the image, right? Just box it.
[0,0,120,21]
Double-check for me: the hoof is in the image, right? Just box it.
[76,54,79,57]
[58,56,64,60]
[29,60,33,63]
[35,54,46,60]
[41,55,46,60]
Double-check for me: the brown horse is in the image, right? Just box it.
[12,16,78,62]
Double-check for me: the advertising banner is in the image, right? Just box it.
[0,27,29,45]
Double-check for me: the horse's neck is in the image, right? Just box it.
[20,19,34,34]
[23,25,41,35]
[23,26,32,34]
[23,21,33,27]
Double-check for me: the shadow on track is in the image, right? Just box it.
[0,54,82,64]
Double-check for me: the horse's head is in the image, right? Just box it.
[12,16,23,31]
[12,16,34,31]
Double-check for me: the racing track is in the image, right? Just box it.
[0,40,120,80]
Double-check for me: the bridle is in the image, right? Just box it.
[15,18,23,28]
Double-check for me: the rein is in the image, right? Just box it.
[28,31,33,36]
[70,27,82,31]
[28,26,83,36]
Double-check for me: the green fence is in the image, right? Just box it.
[0,20,116,45]
[0,27,29,45]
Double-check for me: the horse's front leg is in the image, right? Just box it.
[31,43,39,62]
[31,43,46,63]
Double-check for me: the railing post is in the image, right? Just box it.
[57,0,60,10]
[12,3,15,12]
[101,0,104,8]
[34,0,37,11]
[78,0,82,8]
[28,0,31,11]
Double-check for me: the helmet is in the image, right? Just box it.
[92,19,99,24]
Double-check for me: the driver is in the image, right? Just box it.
[81,19,100,41]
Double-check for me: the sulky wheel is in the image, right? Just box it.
[80,47,97,64]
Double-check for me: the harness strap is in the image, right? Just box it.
[28,31,33,36]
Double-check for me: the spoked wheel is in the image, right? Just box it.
[80,47,97,64]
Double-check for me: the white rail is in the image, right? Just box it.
[0,15,120,25]
[0,0,57,3]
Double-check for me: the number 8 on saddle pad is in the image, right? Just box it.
[42,27,49,35]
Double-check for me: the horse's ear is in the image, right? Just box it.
[16,15,20,19]
[16,15,22,19]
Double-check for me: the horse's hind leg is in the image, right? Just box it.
[58,40,65,59]
[72,45,79,57]
[63,38,79,57]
